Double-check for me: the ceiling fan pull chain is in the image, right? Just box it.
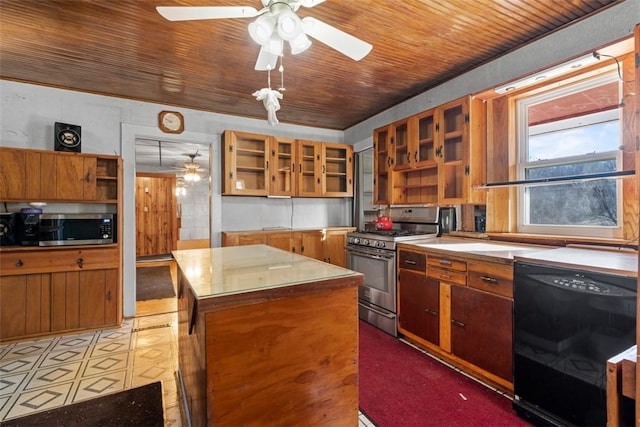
[278,56,286,92]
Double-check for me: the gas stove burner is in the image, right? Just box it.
[367,229,423,237]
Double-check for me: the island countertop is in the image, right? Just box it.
[172,244,362,302]
[173,244,363,426]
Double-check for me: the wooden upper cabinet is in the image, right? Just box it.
[223,131,353,198]
[322,143,353,197]
[296,140,322,197]
[0,147,119,202]
[223,130,271,196]
[373,125,393,205]
[270,137,297,197]
[392,118,412,171]
[437,95,486,205]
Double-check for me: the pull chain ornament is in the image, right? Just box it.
[252,58,285,126]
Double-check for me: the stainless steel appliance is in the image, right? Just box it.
[39,213,115,246]
[513,256,637,426]
[346,206,440,336]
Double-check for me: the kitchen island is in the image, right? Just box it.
[172,245,363,427]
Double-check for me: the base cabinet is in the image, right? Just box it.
[450,285,512,381]
[222,227,354,267]
[397,245,515,392]
[0,248,121,342]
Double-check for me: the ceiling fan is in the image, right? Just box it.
[156,0,372,70]
[178,152,205,182]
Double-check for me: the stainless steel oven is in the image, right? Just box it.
[346,206,441,336]
[347,243,397,335]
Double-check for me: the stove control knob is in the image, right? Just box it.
[353,238,360,244]
[376,241,386,248]
[362,239,370,246]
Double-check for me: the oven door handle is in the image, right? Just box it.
[346,247,394,260]
[358,302,396,319]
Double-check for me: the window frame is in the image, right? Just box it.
[515,71,624,238]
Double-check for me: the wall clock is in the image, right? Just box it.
[158,111,184,134]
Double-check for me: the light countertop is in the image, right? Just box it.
[514,246,638,277]
[399,238,550,264]
[172,244,362,300]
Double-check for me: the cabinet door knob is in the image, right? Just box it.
[15,259,23,268]
[77,258,84,268]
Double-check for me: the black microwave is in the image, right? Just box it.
[39,213,115,246]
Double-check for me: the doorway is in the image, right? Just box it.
[134,138,211,314]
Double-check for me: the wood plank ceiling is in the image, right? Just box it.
[0,0,621,130]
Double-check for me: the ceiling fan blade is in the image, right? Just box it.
[254,47,280,71]
[301,17,372,61]
[156,6,259,21]
[299,0,327,7]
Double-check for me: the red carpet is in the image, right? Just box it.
[359,321,531,427]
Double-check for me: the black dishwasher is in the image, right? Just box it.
[513,261,636,426]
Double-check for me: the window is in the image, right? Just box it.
[516,71,623,238]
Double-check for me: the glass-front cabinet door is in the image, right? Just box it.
[222,130,270,196]
[322,143,353,197]
[270,136,296,197]
[296,140,322,197]
[438,98,466,203]
[373,126,393,205]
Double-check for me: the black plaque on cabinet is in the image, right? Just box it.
[54,122,81,152]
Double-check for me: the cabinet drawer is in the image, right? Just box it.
[398,250,426,272]
[467,261,513,298]
[1,247,119,276]
[427,265,466,286]
[427,256,467,272]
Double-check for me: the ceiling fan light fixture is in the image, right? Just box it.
[289,32,311,55]
[248,14,275,45]
[264,32,284,56]
[276,10,303,41]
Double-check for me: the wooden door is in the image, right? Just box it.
[323,230,348,267]
[450,285,513,381]
[398,269,439,345]
[296,140,322,196]
[136,173,177,257]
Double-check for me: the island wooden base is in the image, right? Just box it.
[178,280,359,427]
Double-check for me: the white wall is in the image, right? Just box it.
[0,83,346,317]
[344,0,640,145]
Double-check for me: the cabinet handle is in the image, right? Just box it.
[439,259,452,266]
[266,160,269,170]
[322,165,326,174]
[439,272,450,279]
[406,152,410,163]
[387,157,391,167]
[480,276,498,284]
[77,258,84,268]
[414,151,418,162]
[451,319,465,328]
[106,290,112,301]
[15,259,24,268]
[425,308,438,317]
[404,260,417,266]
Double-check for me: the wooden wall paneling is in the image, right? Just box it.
[634,22,639,427]
[621,51,638,242]
[485,96,512,233]
[136,173,177,257]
